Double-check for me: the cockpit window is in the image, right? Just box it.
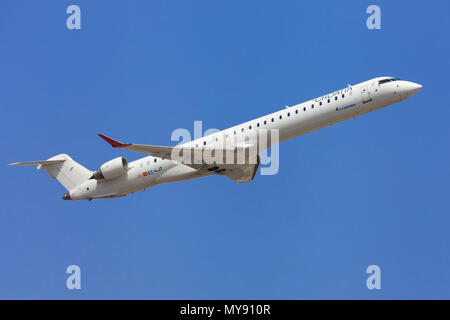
[379,78,401,85]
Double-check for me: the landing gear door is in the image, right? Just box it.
[361,86,372,103]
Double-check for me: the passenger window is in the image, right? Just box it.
[271,118,274,122]
[287,112,290,117]
[311,104,314,109]
[203,141,206,146]
[319,102,322,106]
[154,158,157,163]
[342,94,345,98]
[234,130,236,135]
[264,120,267,125]
[279,115,282,120]
[295,110,298,114]
[241,128,244,132]
[249,125,252,130]
[257,123,260,127]
[327,99,330,103]
[335,96,338,101]
[303,107,306,111]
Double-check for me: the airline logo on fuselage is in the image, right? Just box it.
[315,86,352,102]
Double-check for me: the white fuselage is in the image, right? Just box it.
[69,77,421,200]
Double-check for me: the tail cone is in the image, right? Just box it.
[62,192,71,200]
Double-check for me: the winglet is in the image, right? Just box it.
[97,133,130,148]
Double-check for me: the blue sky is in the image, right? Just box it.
[1,0,449,299]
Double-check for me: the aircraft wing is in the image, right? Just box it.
[97,133,174,158]
[98,133,260,183]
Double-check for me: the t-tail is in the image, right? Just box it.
[8,154,92,200]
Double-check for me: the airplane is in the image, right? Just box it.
[9,77,422,201]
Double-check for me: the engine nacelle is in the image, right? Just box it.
[91,157,128,180]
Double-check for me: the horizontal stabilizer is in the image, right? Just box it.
[9,159,66,166]
[9,154,92,191]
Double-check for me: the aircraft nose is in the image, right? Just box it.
[62,192,72,200]
[402,81,422,99]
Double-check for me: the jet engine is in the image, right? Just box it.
[91,157,128,180]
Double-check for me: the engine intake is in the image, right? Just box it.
[91,157,128,180]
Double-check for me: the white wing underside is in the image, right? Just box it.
[98,134,260,184]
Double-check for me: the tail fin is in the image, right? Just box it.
[9,154,92,191]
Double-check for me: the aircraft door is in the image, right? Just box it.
[361,86,372,103]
